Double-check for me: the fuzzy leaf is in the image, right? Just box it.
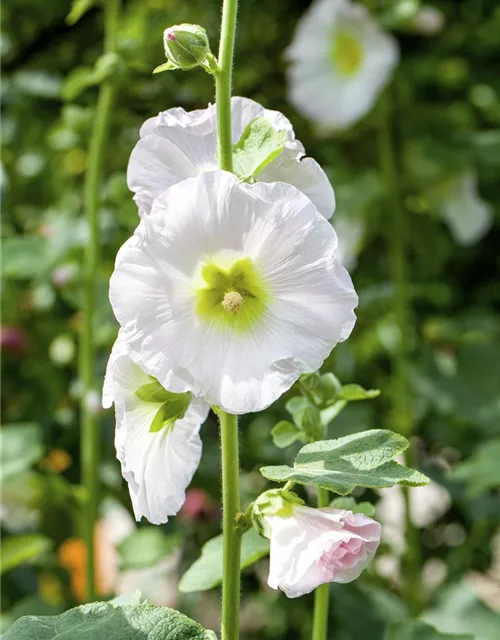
[1,534,52,575]
[338,384,381,401]
[271,420,303,448]
[3,601,212,640]
[179,528,269,593]
[260,429,429,495]
[117,530,180,570]
[233,117,287,180]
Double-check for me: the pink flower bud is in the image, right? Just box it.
[265,505,381,598]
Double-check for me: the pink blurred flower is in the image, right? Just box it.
[1,325,28,354]
[265,505,381,598]
[179,488,217,523]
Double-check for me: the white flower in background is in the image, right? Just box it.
[110,170,357,415]
[254,492,381,598]
[286,0,399,130]
[0,471,40,533]
[103,333,209,525]
[439,171,493,246]
[334,211,365,271]
[412,6,445,36]
[127,96,335,219]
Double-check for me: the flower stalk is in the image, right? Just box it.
[79,0,120,601]
[377,88,422,614]
[312,487,330,640]
[215,0,242,637]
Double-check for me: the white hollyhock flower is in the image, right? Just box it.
[439,172,493,246]
[127,96,335,219]
[286,0,399,130]
[110,170,357,415]
[103,333,209,525]
[263,503,381,598]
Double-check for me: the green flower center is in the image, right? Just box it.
[195,256,269,333]
[331,31,363,76]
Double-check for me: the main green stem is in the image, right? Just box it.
[215,1,241,637]
[219,411,242,640]
[312,487,330,640]
[79,0,120,602]
[378,90,422,615]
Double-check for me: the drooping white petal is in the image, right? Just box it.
[439,172,493,246]
[104,334,209,524]
[127,97,334,218]
[286,0,399,130]
[110,170,357,414]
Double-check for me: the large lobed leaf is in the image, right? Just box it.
[3,601,212,640]
[179,528,269,593]
[260,429,428,495]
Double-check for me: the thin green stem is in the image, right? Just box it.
[312,487,330,640]
[216,0,238,172]
[79,0,120,602]
[219,411,242,640]
[377,89,422,615]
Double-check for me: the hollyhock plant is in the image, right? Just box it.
[127,96,335,219]
[253,491,381,598]
[109,170,357,414]
[439,171,493,246]
[286,0,399,130]
[103,333,209,524]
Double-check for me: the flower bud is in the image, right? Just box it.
[252,489,304,538]
[163,24,210,70]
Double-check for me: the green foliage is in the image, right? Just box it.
[1,237,52,279]
[271,420,303,448]
[384,620,473,640]
[261,430,428,494]
[232,117,287,180]
[66,0,96,25]
[117,529,180,571]
[448,438,500,496]
[3,601,212,640]
[0,534,52,575]
[330,496,375,517]
[179,528,269,593]
[0,424,43,481]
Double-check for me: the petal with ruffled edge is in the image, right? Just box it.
[104,333,209,525]
[110,170,357,414]
[127,97,334,218]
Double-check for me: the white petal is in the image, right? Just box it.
[110,171,357,414]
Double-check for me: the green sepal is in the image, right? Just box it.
[232,117,287,181]
[135,380,173,403]
[149,394,191,433]
[153,61,177,74]
[330,496,375,517]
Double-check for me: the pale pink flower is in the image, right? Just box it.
[265,505,381,598]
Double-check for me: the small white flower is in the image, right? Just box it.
[110,170,357,415]
[264,504,381,598]
[103,333,209,525]
[127,96,335,219]
[286,0,399,130]
[412,6,445,36]
[439,171,493,246]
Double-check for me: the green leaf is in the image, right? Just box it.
[1,534,52,575]
[260,429,429,495]
[135,380,174,403]
[385,620,474,640]
[1,237,52,279]
[153,61,177,74]
[338,384,381,401]
[285,396,309,416]
[448,438,500,496]
[117,529,180,570]
[0,423,43,482]
[66,0,95,25]
[232,117,287,180]
[300,372,342,407]
[179,528,269,593]
[330,496,375,517]
[320,400,348,427]
[149,394,191,433]
[3,601,211,640]
[271,420,303,448]
[61,67,97,101]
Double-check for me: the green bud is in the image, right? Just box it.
[251,489,304,538]
[295,404,325,442]
[162,23,210,71]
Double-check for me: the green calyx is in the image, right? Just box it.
[135,378,191,433]
[195,257,269,333]
[331,31,363,76]
[251,489,304,538]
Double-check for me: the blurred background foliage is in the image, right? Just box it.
[2,0,500,637]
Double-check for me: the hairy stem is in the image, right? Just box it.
[312,487,330,640]
[219,411,242,640]
[79,0,120,602]
[378,89,422,614]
